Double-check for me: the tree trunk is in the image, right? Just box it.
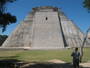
[80,27,90,62]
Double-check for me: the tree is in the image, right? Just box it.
[0,0,17,32]
[80,27,90,62]
[83,0,90,11]
[80,0,90,62]
[0,35,8,46]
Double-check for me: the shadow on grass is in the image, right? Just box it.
[0,59,22,68]
[0,55,26,68]
[0,59,89,68]
[0,55,19,59]
[23,62,89,68]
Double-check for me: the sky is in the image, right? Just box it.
[1,0,90,35]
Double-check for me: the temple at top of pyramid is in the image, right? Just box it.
[2,6,86,49]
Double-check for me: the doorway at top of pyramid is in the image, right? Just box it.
[34,11,59,24]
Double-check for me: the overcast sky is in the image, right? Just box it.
[1,0,90,35]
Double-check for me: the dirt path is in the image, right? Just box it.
[22,59,90,68]
[80,63,90,67]
[48,59,90,67]
[47,59,66,63]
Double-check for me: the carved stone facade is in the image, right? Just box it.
[2,6,84,49]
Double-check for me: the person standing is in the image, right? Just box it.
[71,48,80,68]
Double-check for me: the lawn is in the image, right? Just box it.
[0,48,90,63]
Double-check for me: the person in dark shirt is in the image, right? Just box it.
[71,47,80,68]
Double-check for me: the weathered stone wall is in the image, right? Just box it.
[2,13,34,48]
[59,11,84,47]
[31,11,64,49]
[2,6,85,49]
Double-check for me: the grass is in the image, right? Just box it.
[82,48,90,62]
[0,48,90,63]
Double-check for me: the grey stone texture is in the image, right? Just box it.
[2,6,85,49]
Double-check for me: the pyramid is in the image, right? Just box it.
[2,6,84,49]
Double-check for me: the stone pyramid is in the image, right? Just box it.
[2,6,84,49]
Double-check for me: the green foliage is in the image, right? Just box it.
[0,35,8,46]
[0,0,16,10]
[0,13,17,32]
[83,0,90,11]
[0,0,17,32]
